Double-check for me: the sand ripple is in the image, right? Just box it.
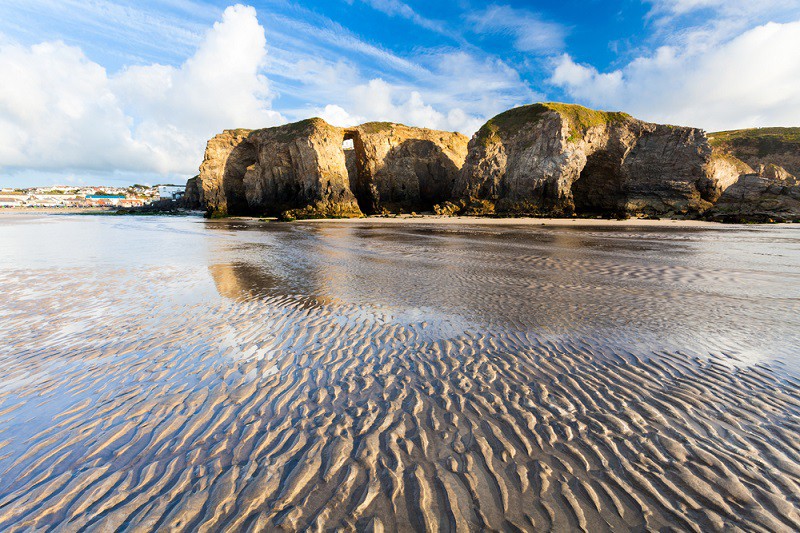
[0,217,799,531]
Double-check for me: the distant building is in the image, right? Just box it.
[157,185,185,201]
[0,197,23,207]
[85,194,126,206]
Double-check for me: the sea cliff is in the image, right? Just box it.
[188,104,800,221]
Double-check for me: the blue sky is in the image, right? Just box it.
[1,0,799,186]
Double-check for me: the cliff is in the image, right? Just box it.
[198,129,254,216]
[195,118,467,218]
[453,103,743,217]
[189,103,800,222]
[181,176,201,209]
[709,128,800,178]
[708,164,800,222]
[347,123,468,214]
[243,119,361,219]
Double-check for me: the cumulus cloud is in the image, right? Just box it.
[549,20,800,130]
[0,4,283,177]
[305,51,534,136]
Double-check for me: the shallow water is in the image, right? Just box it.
[0,215,799,531]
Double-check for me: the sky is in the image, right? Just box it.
[1,0,799,187]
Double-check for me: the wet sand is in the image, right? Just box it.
[0,215,799,531]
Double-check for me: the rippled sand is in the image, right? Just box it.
[1,215,799,531]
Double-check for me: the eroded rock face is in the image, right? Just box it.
[181,176,201,209]
[709,128,800,178]
[454,103,744,217]
[196,118,467,217]
[243,119,361,218]
[193,105,799,221]
[347,123,468,214]
[196,120,360,218]
[198,129,254,216]
[708,164,800,222]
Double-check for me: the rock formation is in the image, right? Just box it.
[347,123,468,214]
[181,176,201,209]
[198,129,254,216]
[708,164,800,222]
[193,118,467,218]
[187,103,800,222]
[453,103,744,217]
[243,119,361,219]
[197,121,360,218]
[709,128,800,178]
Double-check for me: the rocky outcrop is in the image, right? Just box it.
[347,123,468,214]
[198,129,254,216]
[197,121,360,218]
[453,103,745,217]
[195,118,467,218]
[709,128,800,178]
[191,103,800,221]
[181,176,201,209]
[707,164,800,222]
[243,119,361,218]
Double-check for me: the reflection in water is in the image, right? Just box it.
[1,215,799,532]
[209,262,283,300]
[207,219,800,365]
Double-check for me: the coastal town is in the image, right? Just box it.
[0,184,186,209]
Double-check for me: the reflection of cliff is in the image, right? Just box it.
[209,258,336,308]
[209,263,282,300]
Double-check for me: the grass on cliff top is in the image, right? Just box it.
[358,122,396,134]
[223,128,254,137]
[253,118,331,142]
[475,103,632,147]
[709,127,800,147]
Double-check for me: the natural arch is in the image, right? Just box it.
[343,130,378,214]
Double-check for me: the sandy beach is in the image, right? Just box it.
[0,215,798,531]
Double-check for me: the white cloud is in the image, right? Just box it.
[468,4,566,52]
[0,4,284,177]
[351,0,448,34]
[646,0,798,18]
[0,2,538,185]
[549,20,800,130]
[303,51,535,136]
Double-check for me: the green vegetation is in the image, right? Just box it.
[358,122,395,135]
[475,103,632,147]
[225,128,255,136]
[270,118,325,143]
[709,127,800,157]
[37,189,76,195]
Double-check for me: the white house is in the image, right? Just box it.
[157,185,185,201]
